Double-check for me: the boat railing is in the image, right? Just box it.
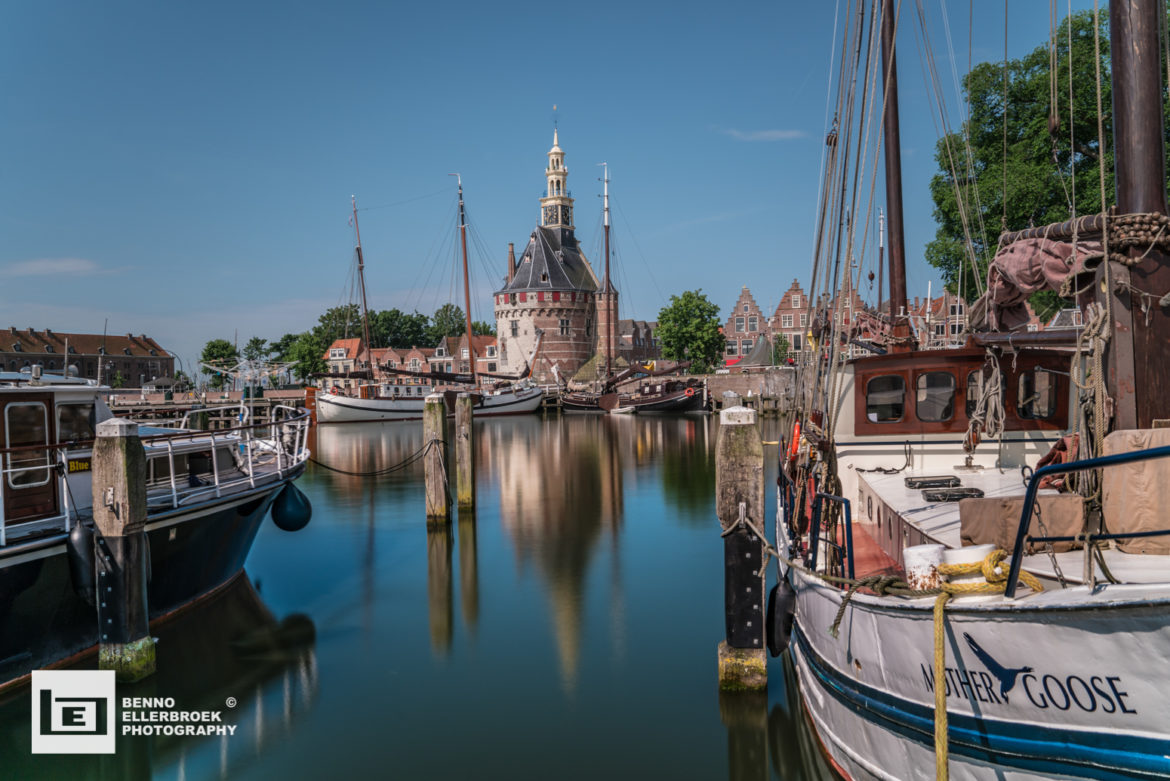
[0,408,311,548]
[1005,442,1170,597]
[808,492,855,580]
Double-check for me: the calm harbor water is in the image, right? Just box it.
[3,413,834,780]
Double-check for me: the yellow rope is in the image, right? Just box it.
[933,591,952,781]
[931,549,1044,779]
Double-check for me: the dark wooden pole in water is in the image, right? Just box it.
[716,406,766,691]
[455,393,475,510]
[92,418,155,681]
[880,0,909,340]
[1105,0,1170,428]
[423,394,450,524]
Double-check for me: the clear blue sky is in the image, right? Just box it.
[0,0,1096,376]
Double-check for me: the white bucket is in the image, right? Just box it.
[942,543,999,588]
[903,544,944,590]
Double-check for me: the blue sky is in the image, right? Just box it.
[0,0,1095,375]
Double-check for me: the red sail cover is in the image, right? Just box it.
[973,237,1102,331]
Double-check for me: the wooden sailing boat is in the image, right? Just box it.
[778,2,1170,778]
[315,189,545,424]
[559,165,705,414]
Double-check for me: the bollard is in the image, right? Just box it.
[455,393,475,510]
[423,394,450,524]
[92,418,155,682]
[722,390,742,410]
[716,406,766,691]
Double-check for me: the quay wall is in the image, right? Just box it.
[703,368,794,411]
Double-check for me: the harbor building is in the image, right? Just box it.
[0,327,173,388]
[493,130,602,385]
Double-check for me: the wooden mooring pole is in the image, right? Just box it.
[92,418,156,682]
[455,393,475,510]
[715,405,767,691]
[423,394,450,524]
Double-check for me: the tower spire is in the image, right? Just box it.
[541,126,573,229]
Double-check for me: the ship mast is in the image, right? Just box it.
[880,0,910,348]
[452,174,478,385]
[352,196,375,379]
[601,162,612,377]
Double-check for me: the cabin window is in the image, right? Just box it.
[865,375,905,422]
[57,403,96,442]
[966,371,982,418]
[5,402,52,487]
[1018,369,1057,419]
[915,372,955,421]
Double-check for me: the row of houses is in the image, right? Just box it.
[722,279,1059,364]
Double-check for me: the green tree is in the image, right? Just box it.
[269,332,303,362]
[427,304,466,344]
[656,290,724,374]
[370,308,431,349]
[200,338,239,390]
[242,336,269,362]
[111,371,125,389]
[771,334,790,365]
[311,304,362,346]
[286,335,327,382]
[926,10,1139,319]
[472,320,495,336]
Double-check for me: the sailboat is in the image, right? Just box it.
[776,1,1170,778]
[315,190,545,424]
[558,165,705,414]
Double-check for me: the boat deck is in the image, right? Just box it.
[859,467,1170,586]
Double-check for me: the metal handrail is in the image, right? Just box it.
[1,408,311,544]
[1005,443,1170,598]
[808,492,855,580]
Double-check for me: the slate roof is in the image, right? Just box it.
[497,226,599,294]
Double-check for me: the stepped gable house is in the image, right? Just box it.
[724,287,768,360]
[1,327,173,388]
[494,129,603,384]
[770,279,809,354]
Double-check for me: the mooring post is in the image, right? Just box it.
[455,393,475,510]
[716,405,767,691]
[92,418,155,682]
[722,390,742,411]
[423,394,450,524]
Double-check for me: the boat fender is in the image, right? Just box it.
[271,483,312,532]
[66,522,96,607]
[788,422,801,459]
[766,579,796,657]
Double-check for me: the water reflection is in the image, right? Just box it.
[0,575,317,780]
[426,526,454,654]
[457,514,479,634]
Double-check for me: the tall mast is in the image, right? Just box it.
[351,196,375,379]
[1104,0,1170,427]
[452,174,478,385]
[601,162,612,376]
[880,0,909,345]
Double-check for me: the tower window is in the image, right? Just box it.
[510,321,519,337]
[559,319,570,336]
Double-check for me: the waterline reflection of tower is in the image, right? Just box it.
[495,416,623,691]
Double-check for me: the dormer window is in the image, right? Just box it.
[149,349,157,356]
[122,347,132,355]
[12,342,22,352]
[44,345,54,353]
[436,347,446,357]
[329,348,346,359]
[486,346,497,357]
[99,347,106,355]
[541,273,548,283]
[461,349,469,360]
[68,346,77,354]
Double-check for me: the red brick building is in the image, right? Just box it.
[723,287,769,361]
[0,327,173,387]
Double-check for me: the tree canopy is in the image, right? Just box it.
[656,290,724,374]
[200,339,239,390]
[926,10,1127,318]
